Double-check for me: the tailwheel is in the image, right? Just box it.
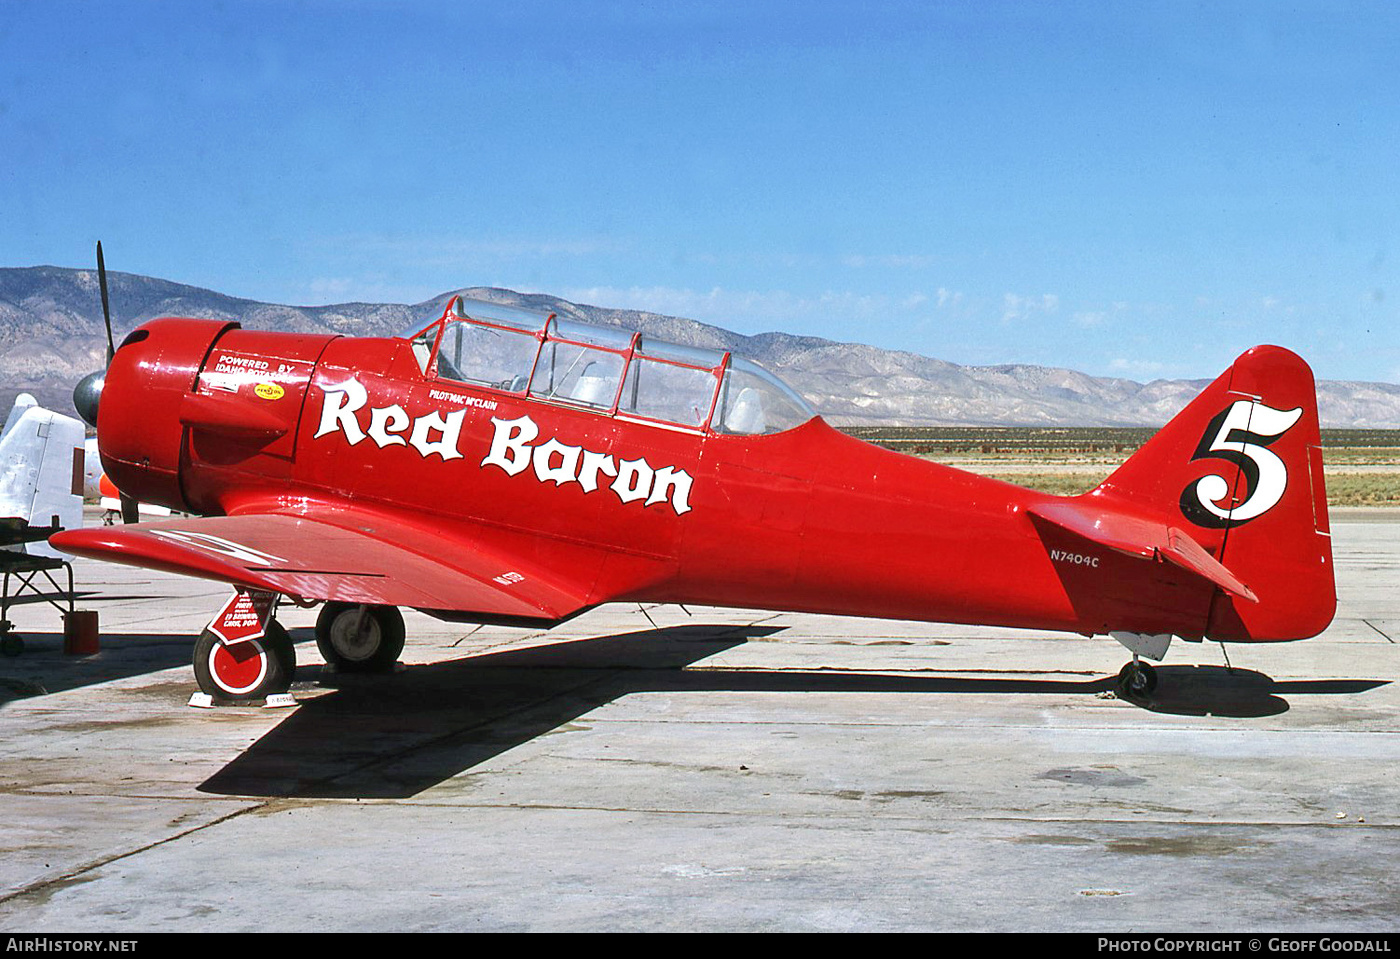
[1115,659,1158,699]
[315,602,405,673]
[193,620,295,704]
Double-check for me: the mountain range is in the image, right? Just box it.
[2,265,1397,428]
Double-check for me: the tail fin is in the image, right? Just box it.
[1092,345,1335,642]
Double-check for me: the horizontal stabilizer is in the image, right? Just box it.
[1028,500,1257,603]
[0,516,62,547]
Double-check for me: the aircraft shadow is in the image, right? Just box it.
[2,589,104,606]
[201,624,775,799]
[1133,664,1388,718]
[197,626,1391,800]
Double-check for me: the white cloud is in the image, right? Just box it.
[308,277,355,299]
[1073,300,1134,328]
[557,284,960,335]
[1109,357,1172,378]
[325,232,630,269]
[561,285,875,324]
[1000,292,1060,324]
[300,275,439,305]
[840,253,943,270]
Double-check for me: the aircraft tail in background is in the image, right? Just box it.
[0,393,86,559]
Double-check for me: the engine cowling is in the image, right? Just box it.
[98,318,237,513]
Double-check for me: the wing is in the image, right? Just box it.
[1027,499,1258,604]
[49,508,594,626]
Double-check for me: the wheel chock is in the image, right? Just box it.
[188,690,298,709]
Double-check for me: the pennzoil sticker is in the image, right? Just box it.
[254,382,286,401]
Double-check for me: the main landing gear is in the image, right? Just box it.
[191,600,407,705]
[315,602,405,673]
[193,620,296,705]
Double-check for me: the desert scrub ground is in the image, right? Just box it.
[842,427,1400,507]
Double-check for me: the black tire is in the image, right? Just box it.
[265,620,297,686]
[1116,660,1158,698]
[315,602,405,673]
[193,621,294,704]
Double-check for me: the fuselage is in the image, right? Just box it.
[94,313,1223,642]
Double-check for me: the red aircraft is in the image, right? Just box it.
[52,267,1336,706]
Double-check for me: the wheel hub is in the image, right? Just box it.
[329,610,381,661]
[208,639,269,696]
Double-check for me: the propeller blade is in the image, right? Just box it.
[96,241,115,364]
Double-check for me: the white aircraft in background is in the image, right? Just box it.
[0,393,85,559]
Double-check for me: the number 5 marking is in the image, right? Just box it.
[1180,400,1303,528]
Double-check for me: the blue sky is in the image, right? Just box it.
[2,1,1397,383]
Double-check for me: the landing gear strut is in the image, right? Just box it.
[315,602,405,673]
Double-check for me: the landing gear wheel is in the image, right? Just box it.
[193,620,295,704]
[267,620,296,686]
[1116,660,1158,699]
[315,603,405,673]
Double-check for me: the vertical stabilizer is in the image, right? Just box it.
[0,396,85,559]
[1089,346,1334,642]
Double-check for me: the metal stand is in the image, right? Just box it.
[0,553,76,656]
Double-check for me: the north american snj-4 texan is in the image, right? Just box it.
[52,250,1336,705]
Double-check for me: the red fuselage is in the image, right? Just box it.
[94,316,1231,642]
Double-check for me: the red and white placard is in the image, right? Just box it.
[206,588,278,644]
